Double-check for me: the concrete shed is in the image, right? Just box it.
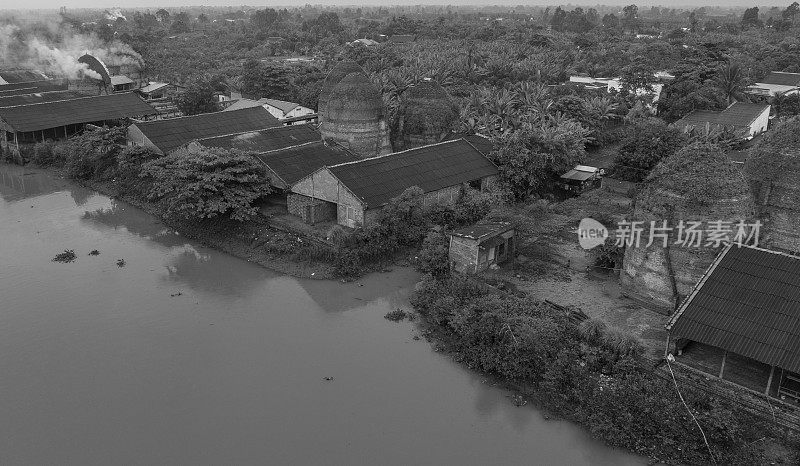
[449,223,515,274]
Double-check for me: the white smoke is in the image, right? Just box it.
[0,22,143,80]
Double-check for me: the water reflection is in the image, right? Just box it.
[160,247,269,297]
[0,165,68,202]
[298,267,419,313]
[82,201,186,248]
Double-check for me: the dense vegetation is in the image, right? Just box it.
[411,273,783,465]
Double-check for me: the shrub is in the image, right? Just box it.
[415,230,450,277]
[116,145,160,196]
[578,318,607,345]
[31,141,61,167]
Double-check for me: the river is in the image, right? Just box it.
[0,164,644,465]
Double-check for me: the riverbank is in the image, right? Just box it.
[35,165,338,280]
[409,273,799,465]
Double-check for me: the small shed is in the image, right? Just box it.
[560,165,602,193]
[449,223,515,274]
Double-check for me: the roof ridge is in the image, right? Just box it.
[255,140,319,155]
[197,124,315,143]
[137,106,265,126]
[327,139,467,169]
[0,92,127,109]
[666,244,733,330]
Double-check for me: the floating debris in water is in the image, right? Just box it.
[384,309,408,322]
[170,292,183,297]
[116,259,126,267]
[88,250,100,256]
[52,250,76,263]
[323,376,334,381]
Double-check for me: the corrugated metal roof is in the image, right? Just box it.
[668,245,800,372]
[451,222,513,240]
[760,72,800,87]
[110,75,134,86]
[328,139,499,208]
[132,107,281,154]
[0,92,157,132]
[255,141,356,186]
[0,91,90,108]
[675,103,770,130]
[0,80,68,97]
[198,125,320,152]
[0,70,49,84]
[262,98,300,114]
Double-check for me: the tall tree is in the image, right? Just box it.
[175,76,219,116]
[240,59,294,99]
[741,7,762,29]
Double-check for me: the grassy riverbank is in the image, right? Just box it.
[410,273,799,465]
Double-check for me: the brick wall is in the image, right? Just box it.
[291,169,365,227]
[287,193,336,224]
[449,236,479,274]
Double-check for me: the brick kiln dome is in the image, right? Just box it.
[320,71,391,159]
[745,119,800,254]
[317,60,365,125]
[620,144,755,312]
[395,80,459,150]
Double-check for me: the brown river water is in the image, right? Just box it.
[0,164,644,465]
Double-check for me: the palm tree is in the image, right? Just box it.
[714,61,749,106]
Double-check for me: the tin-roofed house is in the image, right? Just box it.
[559,165,602,194]
[746,71,800,98]
[674,102,771,141]
[110,75,135,93]
[666,244,800,404]
[289,139,499,228]
[449,223,516,274]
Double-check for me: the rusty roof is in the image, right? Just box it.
[667,245,800,372]
[0,92,157,132]
[327,139,499,208]
[131,106,281,154]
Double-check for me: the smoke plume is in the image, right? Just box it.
[0,22,143,81]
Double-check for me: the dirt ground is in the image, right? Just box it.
[487,186,669,360]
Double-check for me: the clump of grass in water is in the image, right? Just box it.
[88,250,100,256]
[52,250,76,263]
[116,259,126,267]
[384,309,408,322]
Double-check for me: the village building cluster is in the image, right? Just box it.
[1,47,800,412]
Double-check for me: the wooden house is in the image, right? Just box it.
[449,223,516,274]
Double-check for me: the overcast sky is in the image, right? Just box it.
[0,1,789,11]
